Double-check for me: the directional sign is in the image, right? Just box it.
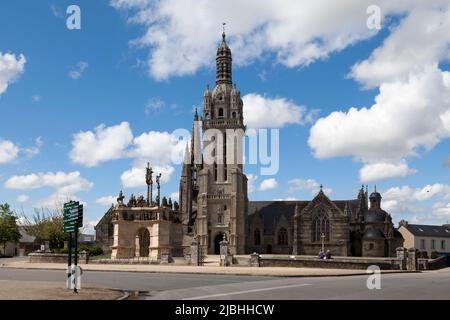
[63,201,83,233]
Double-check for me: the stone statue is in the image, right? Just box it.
[117,190,125,206]
[156,173,162,207]
[146,162,153,206]
[162,196,168,207]
[128,194,137,207]
[173,201,179,211]
[137,195,146,207]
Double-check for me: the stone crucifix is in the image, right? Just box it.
[145,162,153,206]
[156,173,162,207]
[321,232,326,253]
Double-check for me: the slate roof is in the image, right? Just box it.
[402,224,450,238]
[364,208,389,223]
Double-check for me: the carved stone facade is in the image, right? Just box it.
[179,31,248,255]
[110,205,182,260]
[247,187,404,257]
[96,32,403,259]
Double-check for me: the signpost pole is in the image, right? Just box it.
[67,232,72,288]
[74,223,78,294]
[63,200,83,293]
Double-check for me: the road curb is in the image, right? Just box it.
[0,265,421,278]
[114,289,130,300]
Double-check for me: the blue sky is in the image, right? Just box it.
[1,1,450,232]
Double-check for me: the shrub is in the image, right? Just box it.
[53,245,103,256]
[431,251,440,259]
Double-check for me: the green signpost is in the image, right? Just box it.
[63,201,83,293]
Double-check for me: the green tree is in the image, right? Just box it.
[0,204,22,255]
[22,208,69,250]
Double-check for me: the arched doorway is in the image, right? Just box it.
[266,244,272,254]
[214,233,224,254]
[135,228,150,257]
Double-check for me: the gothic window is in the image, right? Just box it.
[218,108,224,118]
[254,229,261,246]
[278,227,288,246]
[218,214,224,224]
[232,112,236,118]
[214,162,218,181]
[312,210,330,242]
[223,139,227,181]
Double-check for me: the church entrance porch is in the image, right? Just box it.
[214,233,225,254]
[135,228,150,257]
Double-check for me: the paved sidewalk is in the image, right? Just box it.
[0,280,123,300]
[0,258,410,277]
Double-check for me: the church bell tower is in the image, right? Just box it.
[192,29,248,255]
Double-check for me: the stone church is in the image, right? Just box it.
[95,31,403,259]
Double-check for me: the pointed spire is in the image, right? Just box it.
[294,202,300,217]
[222,22,226,40]
[192,112,202,165]
[216,25,232,85]
[182,141,191,176]
[194,107,199,121]
[374,185,377,192]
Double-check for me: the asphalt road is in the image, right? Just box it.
[0,268,277,292]
[1,268,449,299]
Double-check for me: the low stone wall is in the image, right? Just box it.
[28,252,89,264]
[90,256,174,264]
[419,256,448,270]
[250,254,399,270]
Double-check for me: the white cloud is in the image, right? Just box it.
[170,192,179,202]
[145,97,165,115]
[5,171,94,194]
[247,173,258,193]
[359,161,417,183]
[82,220,99,235]
[32,95,42,103]
[433,202,450,218]
[309,66,450,182]
[121,165,174,188]
[259,178,278,191]
[382,184,450,217]
[5,171,93,209]
[70,122,133,167]
[288,178,332,195]
[95,196,117,207]
[68,61,88,80]
[16,194,30,203]
[243,93,316,129]
[350,4,450,88]
[0,52,26,96]
[128,130,186,166]
[0,139,19,164]
[34,194,84,209]
[273,197,298,201]
[23,137,44,159]
[110,0,416,80]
